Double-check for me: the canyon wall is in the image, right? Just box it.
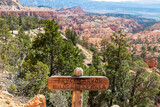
[0,7,86,19]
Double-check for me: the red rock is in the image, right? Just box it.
[145,23,160,31]
[144,56,158,68]
[0,0,143,47]
[24,94,46,107]
[0,8,85,19]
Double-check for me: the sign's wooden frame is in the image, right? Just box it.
[48,67,109,107]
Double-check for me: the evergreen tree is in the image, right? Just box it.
[141,46,146,51]
[0,19,12,67]
[65,28,78,46]
[101,39,108,62]
[54,41,83,75]
[6,14,15,34]
[153,46,158,52]
[147,45,152,51]
[16,28,31,50]
[32,19,61,76]
[18,16,22,27]
[17,60,49,97]
[100,31,160,106]
[92,52,102,73]
[32,19,83,76]
[127,58,160,106]
[15,28,31,72]
[104,31,131,106]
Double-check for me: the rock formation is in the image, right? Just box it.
[0,91,46,107]
[0,7,85,18]
[145,22,160,31]
[24,94,46,107]
[0,0,143,46]
[58,15,142,45]
[0,67,46,107]
[127,22,160,59]
[144,56,158,68]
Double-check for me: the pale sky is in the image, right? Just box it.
[91,0,160,2]
[92,0,139,2]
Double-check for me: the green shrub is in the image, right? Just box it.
[9,85,18,93]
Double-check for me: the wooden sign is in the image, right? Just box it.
[48,67,109,107]
[48,76,109,91]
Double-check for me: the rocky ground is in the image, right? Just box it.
[0,69,46,107]
[0,69,25,107]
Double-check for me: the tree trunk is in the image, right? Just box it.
[129,71,140,106]
[109,75,115,106]
[12,25,13,34]
[49,51,54,76]
[88,91,98,107]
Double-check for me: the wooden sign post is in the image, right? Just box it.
[48,67,109,107]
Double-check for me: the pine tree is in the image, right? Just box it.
[7,14,14,34]
[101,39,108,62]
[18,16,22,27]
[32,19,83,76]
[104,30,131,106]
[0,19,12,68]
[17,60,49,97]
[126,55,160,107]
[32,19,61,76]
[92,52,102,73]
[65,28,78,46]
[15,28,31,69]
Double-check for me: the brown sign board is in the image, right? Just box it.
[48,76,109,91]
